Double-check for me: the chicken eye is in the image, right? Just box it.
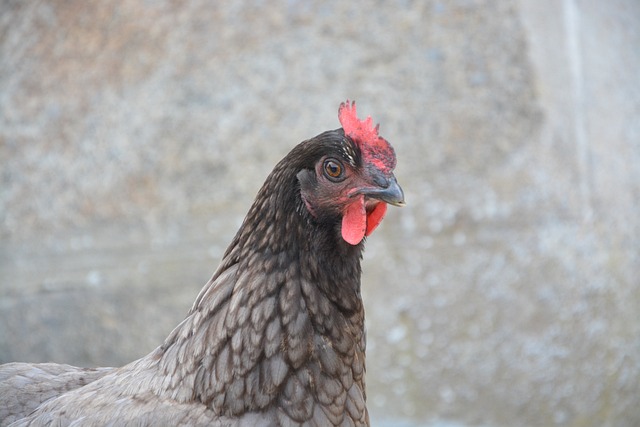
[323,159,344,180]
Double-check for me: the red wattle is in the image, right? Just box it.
[341,196,367,245]
[365,202,387,236]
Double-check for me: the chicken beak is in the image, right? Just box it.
[358,175,406,207]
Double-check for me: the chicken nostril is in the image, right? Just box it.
[372,174,389,188]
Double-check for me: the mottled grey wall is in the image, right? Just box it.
[1,1,639,426]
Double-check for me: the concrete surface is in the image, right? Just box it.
[1,1,639,426]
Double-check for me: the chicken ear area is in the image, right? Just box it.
[341,196,388,245]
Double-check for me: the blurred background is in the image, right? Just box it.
[1,1,639,426]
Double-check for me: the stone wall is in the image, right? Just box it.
[1,1,639,425]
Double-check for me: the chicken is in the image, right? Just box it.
[0,100,405,426]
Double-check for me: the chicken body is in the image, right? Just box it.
[0,102,404,426]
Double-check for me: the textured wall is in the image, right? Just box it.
[1,1,639,426]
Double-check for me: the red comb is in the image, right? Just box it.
[338,100,380,146]
[338,100,396,173]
